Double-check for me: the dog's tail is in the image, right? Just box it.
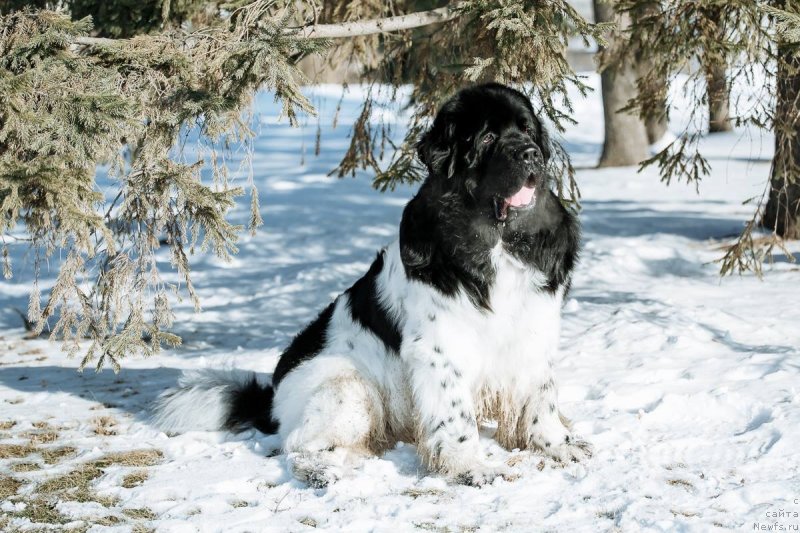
[152,369,278,434]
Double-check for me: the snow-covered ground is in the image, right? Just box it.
[2,76,799,532]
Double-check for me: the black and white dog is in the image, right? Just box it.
[154,83,590,487]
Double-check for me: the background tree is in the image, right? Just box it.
[614,0,799,274]
[0,0,224,31]
[632,1,668,144]
[705,59,732,133]
[761,3,800,239]
[702,5,732,133]
[592,0,649,167]
[637,60,668,143]
[0,0,606,369]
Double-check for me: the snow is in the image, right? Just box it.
[2,75,800,532]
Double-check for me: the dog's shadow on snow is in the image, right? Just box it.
[0,363,433,482]
[0,364,190,424]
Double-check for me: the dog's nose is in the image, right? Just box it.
[518,146,542,165]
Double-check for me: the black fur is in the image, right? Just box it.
[345,251,402,353]
[271,301,335,386]
[400,187,496,310]
[224,375,279,434]
[503,192,580,294]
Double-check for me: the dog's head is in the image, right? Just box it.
[417,83,552,222]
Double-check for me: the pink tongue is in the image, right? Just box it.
[506,185,535,207]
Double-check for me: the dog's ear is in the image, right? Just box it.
[399,193,436,271]
[417,115,458,178]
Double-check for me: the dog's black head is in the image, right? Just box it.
[416,83,552,223]
[401,83,579,307]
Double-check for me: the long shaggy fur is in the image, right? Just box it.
[152,369,275,434]
[153,83,591,487]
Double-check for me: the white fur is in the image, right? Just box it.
[271,238,589,485]
[152,369,261,433]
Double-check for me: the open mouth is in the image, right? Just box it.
[493,175,537,222]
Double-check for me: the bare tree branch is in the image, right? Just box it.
[73,4,463,47]
[290,4,460,39]
[74,35,116,46]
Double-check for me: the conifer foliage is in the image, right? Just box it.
[0,2,323,370]
[1,1,603,369]
[337,0,609,205]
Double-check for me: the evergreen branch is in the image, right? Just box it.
[0,5,325,370]
[763,5,800,44]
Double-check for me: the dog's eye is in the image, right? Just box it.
[482,133,496,145]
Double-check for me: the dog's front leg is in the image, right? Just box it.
[405,342,509,486]
[524,375,592,464]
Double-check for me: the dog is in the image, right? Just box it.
[154,83,591,487]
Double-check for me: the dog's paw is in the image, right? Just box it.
[543,437,593,465]
[287,452,344,488]
[452,462,517,487]
[304,467,342,489]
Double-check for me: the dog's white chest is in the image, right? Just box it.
[425,245,563,390]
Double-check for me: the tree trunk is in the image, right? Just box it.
[762,44,800,239]
[593,0,650,167]
[706,61,732,133]
[637,64,668,144]
[644,103,668,144]
[633,3,668,145]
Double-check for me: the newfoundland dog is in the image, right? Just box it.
[154,83,591,487]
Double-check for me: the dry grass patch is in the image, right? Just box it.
[667,478,694,490]
[596,509,619,520]
[36,449,162,505]
[12,497,70,525]
[3,448,163,529]
[10,461,41,473]
[37,466,117,507]
[96,449,163,467]
[25,429,60,444]
[31,421,52,429]
[40,445,77,464]
[92,416,118,436]
[0,474,23,499]
[402,488,447,499]
[37,463,107,503]
[121,470,149,488]
[0,420,16,430]
[123,507,157,520]
[0,443,36,459]
[93,515,124,526]
[413,522,448,532]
